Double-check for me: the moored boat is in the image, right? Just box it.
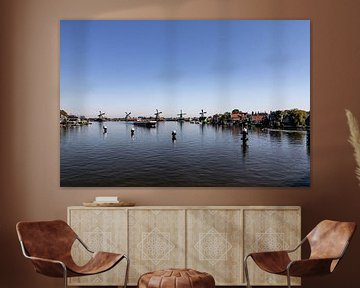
[133,120,156,128]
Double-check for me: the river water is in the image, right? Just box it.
[60,121,310,187]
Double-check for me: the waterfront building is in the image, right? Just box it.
[231,109,247,122]
[251,112,268,125]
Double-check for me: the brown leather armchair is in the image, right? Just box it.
[16,220,129,288]
[244,220,356,288]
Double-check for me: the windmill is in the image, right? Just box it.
[154,109,163,121]
[177,110,187,121]
[125,112,131,121]
[199,109,207,121]
[97,111,106,121]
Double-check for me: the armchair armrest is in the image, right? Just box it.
[246,236,306,259]
[76,235,94,253]
[25,255,67,278]
[285,237,307,253]
[19,240,67,277]
[287,258,336,277]
[287,239,351,277]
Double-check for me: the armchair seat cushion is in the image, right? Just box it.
[66,251,124,276]
[250,251,291,274]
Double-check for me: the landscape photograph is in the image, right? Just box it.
[60,20,310,187]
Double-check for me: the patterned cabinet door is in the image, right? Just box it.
[68,208,128,286]
[187,209,243,285]
[244,209,301,286]
[128,209,186,284]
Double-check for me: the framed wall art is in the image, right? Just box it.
[60,20,310,187]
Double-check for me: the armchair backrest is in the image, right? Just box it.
[16,220,77,261]
[307,220,356,261]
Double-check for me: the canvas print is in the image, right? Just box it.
[60,20,310,187]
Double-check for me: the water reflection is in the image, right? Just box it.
[178,121,184,132]
[286,131,304,145]
[306,130,310,155]
[269,130,282,142]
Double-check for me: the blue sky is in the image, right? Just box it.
[60,20,310,118]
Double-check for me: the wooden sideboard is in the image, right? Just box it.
[67,206,301,286]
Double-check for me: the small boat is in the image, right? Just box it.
[133,120,156,128]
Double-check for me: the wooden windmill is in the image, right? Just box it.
[154,109,163,121]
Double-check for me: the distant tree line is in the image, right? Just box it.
[265,109,309,128]
[208,108,310,129]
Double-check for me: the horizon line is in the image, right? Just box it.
[60,108,310,118]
